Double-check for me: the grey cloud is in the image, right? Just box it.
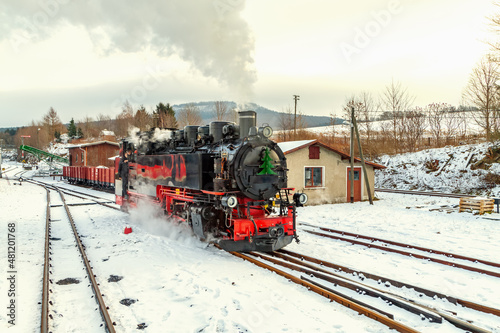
[1,0,256,100]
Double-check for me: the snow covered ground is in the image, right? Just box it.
[375,141,500,197]
[1,159,499,332]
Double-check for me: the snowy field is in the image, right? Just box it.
[375,141,500,197]
[1,161,499,332]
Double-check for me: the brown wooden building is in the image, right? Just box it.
[67,141,119,167]
[277,140,385,205]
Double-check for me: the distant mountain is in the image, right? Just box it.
[171,101,335,129]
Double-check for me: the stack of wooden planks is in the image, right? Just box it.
[459,197,494,215]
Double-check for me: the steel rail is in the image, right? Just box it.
[301,223,500,269]
[223,249,420,333]
[249,251,442,323]
[304,229,500,279]
[41,186,50,333]
[263,250,496,333]
[26,178,120,211]
[374,188,474,198]
[278,249,500,317]
[57,190,116,332]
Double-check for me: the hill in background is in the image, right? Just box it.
[172,101,334,128]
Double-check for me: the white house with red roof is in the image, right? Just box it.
[277,139,385,205]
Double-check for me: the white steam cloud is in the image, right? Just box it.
[128,199,201,247]
[2,0,256,99]
[127,126,173,147]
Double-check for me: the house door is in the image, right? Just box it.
[346,167,362,202]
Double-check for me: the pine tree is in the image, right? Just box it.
[77,127,84,138]
[154,102,177,128]
[258,148,277,175]
[68,118,77,138]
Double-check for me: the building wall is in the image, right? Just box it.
[69,143,119,167]
[285,145,375,205]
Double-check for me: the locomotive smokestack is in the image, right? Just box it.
[239,111,256,138]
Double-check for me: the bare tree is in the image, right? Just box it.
[213,101,228,121]
[381,80,415,152]
[488,3,500,54]
[133,105,152,131]
[115,100,134,138]
[96,113,113,133]
[77,115,99,140]
[177,103,203,127]
[404,107,426,151]
[463,56,500,141]
[342,92,376,142]
[277,107,293,141]
[358,91,376,142]
[443,109,462,144]
[42,107,64,143]
[426,102,450,147]
[276,106,307,141]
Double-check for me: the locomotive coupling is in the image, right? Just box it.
[269,225,285,238]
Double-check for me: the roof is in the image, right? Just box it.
[100,130,115,136]
[67,140,120,149]
[277,140,316,154]
[277,139,386,169]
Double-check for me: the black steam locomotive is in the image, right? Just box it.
[116,110,307,252]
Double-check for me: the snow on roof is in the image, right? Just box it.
[66,140,119,149]
[277,140,316,153]
[277,139,385,169]
[101,130,115,136]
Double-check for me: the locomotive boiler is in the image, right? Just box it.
[116,110,307,252]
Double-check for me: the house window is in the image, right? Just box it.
[348,170,360,180]
[75,153,78,162]
[81,152,84,163]
[309,146,320,159]
[305,167,323,187]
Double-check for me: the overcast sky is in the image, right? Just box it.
[0,0,497,127]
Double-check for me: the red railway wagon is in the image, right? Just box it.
[63,166,115,189]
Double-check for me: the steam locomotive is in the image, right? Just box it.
[117,110,307,252]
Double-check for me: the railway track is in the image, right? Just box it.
[20,176,498,331]
[27,178,120,211]
[374,188,474,198]
[32,180,116,332]
[301,223,500,279]
[222,247,498,333]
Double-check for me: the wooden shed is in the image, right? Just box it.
[67,141,119,168]
[278,140,385,205]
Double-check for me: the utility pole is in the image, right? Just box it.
[293,95,300,140]
[349,107,355,203]
[352,114,373,204]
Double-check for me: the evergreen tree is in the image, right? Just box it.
[77,127,83,138]
[154,102,177,128]
[258,148,277,175]
[68,118,77,138]
[54,130,61,142]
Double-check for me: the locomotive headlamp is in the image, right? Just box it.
[258,126,273,138]
[222,195,238,208]
[293,193,308,207]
